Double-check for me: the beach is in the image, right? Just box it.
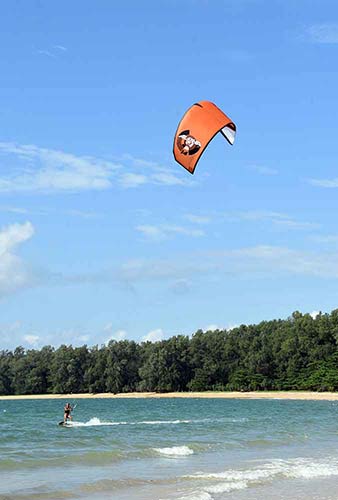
[1,391,338,400]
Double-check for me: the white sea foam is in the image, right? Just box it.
[140,419,191,425]
[205,480,248,494]
[188,463,284,481]
[153,445,194,456]
[71,418,128,427]
[69,418,193,427]
[224,417,248,423]
[280,458,338,479]
[176,492,212,500]
[184,457,338,496]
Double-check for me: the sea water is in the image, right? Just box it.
[1,398,338,499]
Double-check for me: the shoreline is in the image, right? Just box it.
[1,391,338,401]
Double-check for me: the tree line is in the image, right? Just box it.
[1,310,338,395]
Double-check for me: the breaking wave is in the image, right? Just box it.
[179,457,338,498]
[153,446,194,457]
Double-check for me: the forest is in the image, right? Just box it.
[1,310,338,395]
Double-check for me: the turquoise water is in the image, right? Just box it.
[1,398,338,499]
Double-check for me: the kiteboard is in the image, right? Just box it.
[58,421,73,427]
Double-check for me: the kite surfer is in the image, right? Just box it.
[63,402,73,423]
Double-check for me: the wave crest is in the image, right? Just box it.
[153,446,194,457]
[182,457,338,497]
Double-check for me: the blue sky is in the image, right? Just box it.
[1,0,338,349]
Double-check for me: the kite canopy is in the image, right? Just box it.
[173,101,236,174]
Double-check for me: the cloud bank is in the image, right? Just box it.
[0,221,35,298]
[0,142,189,194]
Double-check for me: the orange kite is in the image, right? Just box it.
[173,101,236,174]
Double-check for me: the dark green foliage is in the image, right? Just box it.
[0,350,14,395]
[139,336,191,392]
[49,345,90,394]
[105,340,141,393]
[1,310,338,395]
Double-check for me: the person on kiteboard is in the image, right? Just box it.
[63,402,73,423]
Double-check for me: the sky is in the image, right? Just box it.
[1,0,338,349]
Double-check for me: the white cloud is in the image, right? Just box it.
[120,154,158,168]
[119,257,215,285]
[23,334,40,346]
[184,214,211,225]
[118,154,193,187]
[308,177,338,188]
[310,311,320,319]
[104,323,127,343]
[78,334,90,342]
[0,222,35,298]
[119,243,338,286]
[37,50,56,58]
[136,225,164,240]
[37,45,68,58]
[226,323,240,331]
[2,219,338,306]
[248,165,278,175]
[142,328,165,342]
[306,23,338,44]
[136,224,204,241]
[1,323,91,349]
[119,173,148,188]
[113,330,127,341]
[228,211,319,230]
[150,171,187,186]
[224,245,338,278]
[52,328,92,346]
[14,241,338,301]
[53,45,67,51]
[183,210,317,231]
[202,323,239,332]
[204,324,222,332]
[0,142,119,193]
[0,142,191,193]
[0,221,34,255]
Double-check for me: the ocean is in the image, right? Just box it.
[1,397,338,499]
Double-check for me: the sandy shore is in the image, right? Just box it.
[1,391,338,400]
